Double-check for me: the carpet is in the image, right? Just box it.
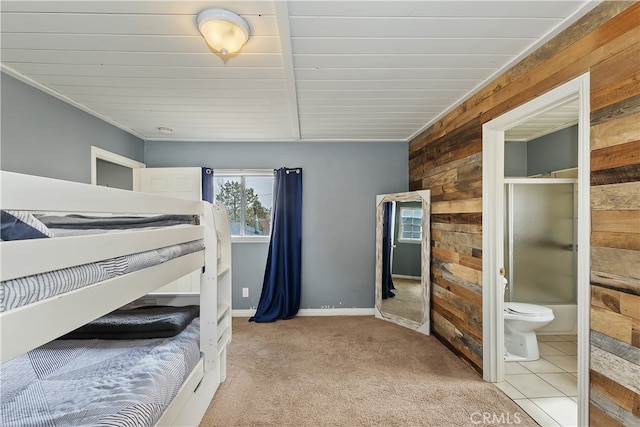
[381,278,422,322]
[200,316,538,427]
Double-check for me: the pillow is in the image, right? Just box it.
[0,210,55,240]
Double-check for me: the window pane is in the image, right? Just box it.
[214,174,274,237]
[214,177,243,235]
[400,208,422,241]
[244,176,273,236]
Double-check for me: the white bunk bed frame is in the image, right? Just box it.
[0,171,232,426]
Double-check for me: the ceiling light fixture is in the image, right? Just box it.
[197,8,250,56]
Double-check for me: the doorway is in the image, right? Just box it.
[481,74,590,426]
[90,146,145,188]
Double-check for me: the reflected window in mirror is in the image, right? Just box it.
[399,206,423,242]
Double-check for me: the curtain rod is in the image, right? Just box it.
[282,168,301,174]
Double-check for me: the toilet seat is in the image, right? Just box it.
[504,302,553,317]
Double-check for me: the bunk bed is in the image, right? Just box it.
[0,171,233,426]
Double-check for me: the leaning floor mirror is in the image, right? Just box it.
[375,190,431,335]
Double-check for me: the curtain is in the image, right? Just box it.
[382,201,395,299]
[250,167,303,323]
[201,167,214,203]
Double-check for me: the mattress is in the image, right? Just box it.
[1,213,204,313]
[0,239,205,312]
[0,318,201,427]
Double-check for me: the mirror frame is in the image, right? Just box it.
[375,190,431,334]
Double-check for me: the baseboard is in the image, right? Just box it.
[232,309,256,317]
[298,308,376,316]
[392,274,421,280]
[232,308,375,317]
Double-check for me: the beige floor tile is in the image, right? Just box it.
[505,362,531,374]
[538,335,566,342]
[547,341,577,356]
[538,373,578,397]
[496,381,526,400]
[519,358,565,374]
[531,397,578,427]
[539,342,567,356]
[506,374,565,398]
[543,355,577,373]
[513,399,561,426]
[502,335,582,427]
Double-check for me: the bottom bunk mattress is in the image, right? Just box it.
[0,318,201,426]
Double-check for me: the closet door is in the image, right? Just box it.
[133,167,202,201]
[134,167,203,293]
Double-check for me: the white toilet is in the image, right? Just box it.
[502,277,554,361]
[504,302,554,361]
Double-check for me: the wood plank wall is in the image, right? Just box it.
[408,2,640,425]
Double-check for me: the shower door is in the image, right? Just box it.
[504,179,577,304]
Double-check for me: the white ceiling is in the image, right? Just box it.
[0,1,599,143]
[505,97,579,142]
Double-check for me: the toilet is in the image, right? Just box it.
[504,302,554,361]
[502,277,555,362]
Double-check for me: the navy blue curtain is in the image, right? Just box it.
[250,167,303,323]
[201,168,214,203]
[381,202,395,299]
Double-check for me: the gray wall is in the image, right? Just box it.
[232,243,269,309]
[145,140,408,309]
[504,141,527,177]
[1,73,144,183]
[505,125,578,177]
[528,125,578,176]
[96,159,134,190]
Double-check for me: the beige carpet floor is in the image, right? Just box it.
[200,316,538,427]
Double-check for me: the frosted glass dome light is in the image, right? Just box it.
[197,8,250,56]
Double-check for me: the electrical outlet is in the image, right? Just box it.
[242,288,249,298]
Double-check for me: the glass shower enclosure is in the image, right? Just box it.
[504,179,577,304]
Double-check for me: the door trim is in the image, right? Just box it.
[481,73,590,425]
[91,146,145,185]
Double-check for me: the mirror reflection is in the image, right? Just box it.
[381,201,423,323]
[375,191,431,334]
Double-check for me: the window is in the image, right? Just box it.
[399,207,422,242]
[214,170,273,239]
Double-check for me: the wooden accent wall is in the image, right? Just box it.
[408,1,640,424]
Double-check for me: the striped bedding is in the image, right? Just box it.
[0,239,204,312]
[0,318,201,426]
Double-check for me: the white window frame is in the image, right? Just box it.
[397,206,423,244]
[213,169,273,243]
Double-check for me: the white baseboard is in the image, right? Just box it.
[232,308,375,318]
[392,274,420,280]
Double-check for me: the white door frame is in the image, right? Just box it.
[481,73,591,425]
[90,146,145,185]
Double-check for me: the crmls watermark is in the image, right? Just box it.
[470,411,522,425]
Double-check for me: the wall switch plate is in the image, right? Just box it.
[242,288,249,298]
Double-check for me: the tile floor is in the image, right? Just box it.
[496,335,578,427]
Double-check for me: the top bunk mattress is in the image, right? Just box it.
[0,212,204,313]
[0,239,204,312]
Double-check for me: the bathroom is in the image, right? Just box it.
[499,123,579,426]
